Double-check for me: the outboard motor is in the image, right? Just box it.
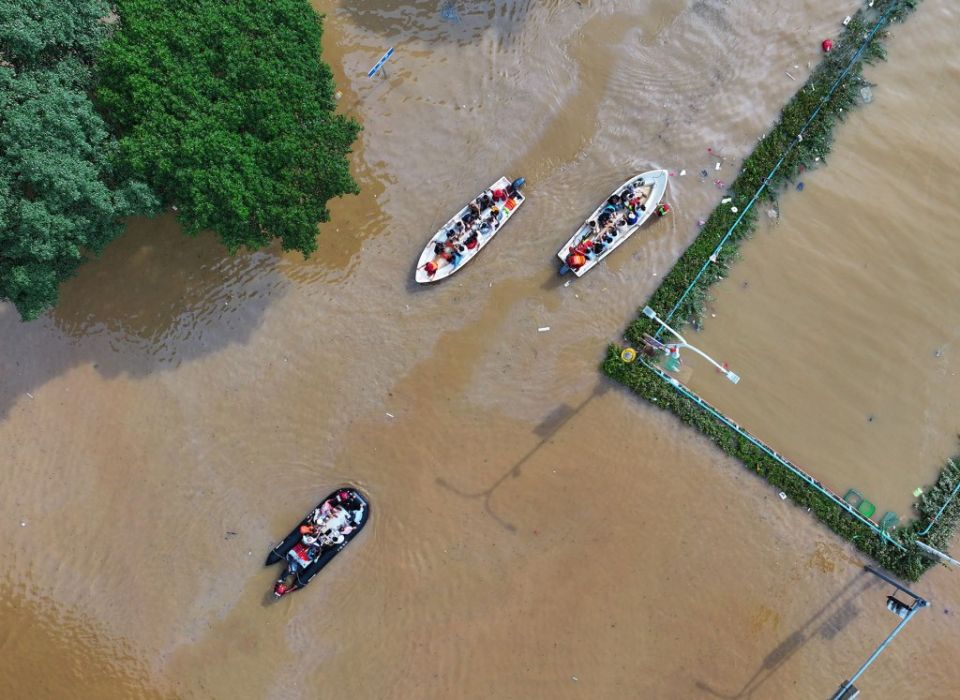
[511,177,526,191]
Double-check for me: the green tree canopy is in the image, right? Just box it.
[0,0,110,66]
[0,1,157,320]
[96,0,361,255]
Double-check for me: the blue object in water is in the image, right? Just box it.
[796,181,805,191]
[440,0,461,23]
[512,177,526,190]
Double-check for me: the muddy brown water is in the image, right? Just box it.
[2,1,959,698]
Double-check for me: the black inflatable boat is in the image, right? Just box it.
[266,487,369,597]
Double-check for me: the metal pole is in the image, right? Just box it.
[834,605,920,697]
[915,541,960,568]
[643,307,739,383]
[831,567,928,699]
[863,566,927,604]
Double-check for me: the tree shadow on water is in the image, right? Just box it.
[0,214,287,419]
[436,380,610,531]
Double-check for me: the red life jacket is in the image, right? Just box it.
[567,253,587,270]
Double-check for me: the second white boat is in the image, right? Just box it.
[557,169,669,277]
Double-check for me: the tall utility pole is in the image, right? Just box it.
[830,566,929,699]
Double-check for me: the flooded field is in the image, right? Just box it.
[1,1,958,698]
[683,1,960,520]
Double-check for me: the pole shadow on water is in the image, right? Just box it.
[436,380,610,531]
[694,568,882,699]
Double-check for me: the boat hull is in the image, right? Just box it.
[415,176,526,283]
[266,488,369,594]
[557,169,669,277]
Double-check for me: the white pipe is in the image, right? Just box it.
[916,541,960,568]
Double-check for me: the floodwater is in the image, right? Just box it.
[682,0,960,521]
[1,1,958,698]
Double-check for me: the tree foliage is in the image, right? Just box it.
[0,1,157,320]
[0,0,110,66]
[96,0,361,255]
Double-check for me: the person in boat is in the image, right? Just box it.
[593,240,605,255]
[566,251,587,271]
[608,194,622,210]
[571,239,592,257]
[465,233,479,250]
[492,187,507,202]
[479,192,492,210]
[597,211,612,228]
[489,206,501,221]
[625,210,639,226]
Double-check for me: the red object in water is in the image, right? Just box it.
[822,38,834,52]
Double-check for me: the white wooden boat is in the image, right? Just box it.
[415,176,526,283]
[556,169,669,277]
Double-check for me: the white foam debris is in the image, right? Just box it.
[538,326,551,332]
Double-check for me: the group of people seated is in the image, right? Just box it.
[423,182,520,277]
[565,179,649,272]
[274,490,363,596]
[299,493,359,553]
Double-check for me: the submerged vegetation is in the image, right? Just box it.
[0,0,359,320]
[601,0,958,580]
